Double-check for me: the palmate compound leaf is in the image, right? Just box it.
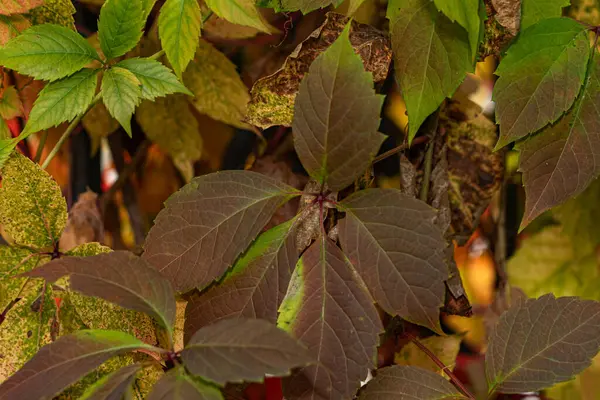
[23,251,176,334]
[0,24,100,82]
[98,0,144,60]
[486,295,600,393]
[358,365,465,400]
[337,188,448,333]
[278,237,383,400]
[148,366,223,400]
[142,171,300,292]
[518,54,600,227]
[432,0,481,59]
[181,318,313,385]
[292,23,385,192]
[0,0,43,15]
[101,66,142,137]
[521,0,570,30]
[493,18,590,149]
[22,68,99,136]
[205,0,276,33]
[184,219,297,342]
[0,152,67,248]
[79,363,142,400]
[117,58,192,101]
[158,0,202,78]
[0,330,163,400]
[388,0,471,144]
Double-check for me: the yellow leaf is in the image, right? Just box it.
[395,335,461,375]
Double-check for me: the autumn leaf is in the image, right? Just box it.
[101,66,142,137]
[0,85,22,119]
[78,363,142,400]
[395,335,462,374]
[28,0,76,28]
[0,0,43,16]
[0,15,29,47]
[205,0,276,33]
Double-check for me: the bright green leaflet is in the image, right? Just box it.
[0,86,23,119]
[433,0,481,59]
[521,0,570,30]
[117,58,192,101]
[101,67,142,137]
[98,0,145,60]
[205,0,275,33]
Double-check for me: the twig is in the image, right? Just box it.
[372,135,430,165]
[33,131,48,164]
[419,140,434,202]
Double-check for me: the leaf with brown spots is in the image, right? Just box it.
[0,0,43,15]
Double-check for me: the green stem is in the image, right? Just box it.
[202,10,213,24]
[148,49,165,61]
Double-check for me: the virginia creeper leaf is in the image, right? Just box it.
[0,24,100,81]
[0,15,30,47]
[0,330,161,400]
[358,365,465,400]
[204,0,276,33]
[486,294,600,393]
[347,0,367,15]
[388,0,471,144]
[101,66,142,137]
[0,246,45,307]
[142,171,299,292]
[518,55,600,227]
[292,23,385,191]
[148,367,223,400]
[79,363,142,400]
[0,85,22,119]
[278,0,343,14]
[494,18,589,149]
[24,251,176,333]
[64,242,112,257]
[181,318,312,385]
[395,335,462,374]
[183,40,251,129]
[0,0,43,15]
[184,220,297,342]
[158,0,202,78]
[98,0,144,60]
[117,58,192,101]
[22,68,99,136]
[432,0,480,59]
[0,152,67,248]
[338,188,447,333]
[278,238,382,400]
[521,0,570,30]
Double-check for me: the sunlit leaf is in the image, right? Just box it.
[101,66,142,137]
[0,15,29,47]
[148,367,223,400]
[521,0,570,30]
[98,0,144,60]
[395,335,462,374]
[0,0,43,16]
[432,0,481,59]
[278,0,342,13]
[79,363,142,400]
[117,58,191,101]
[205,0,276,33]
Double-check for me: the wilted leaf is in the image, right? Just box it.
[59,190,104,252]
[205,0,275,33]
[101,66,142,136]
[388,0,471,143]
[183,40,250,129]
[358,365,465,400]
[79,363,142,400]
[184,220,297,341]
[433,0,481,59]
[279,238,382,400]
[28,0,76,28]
[98,0,144,60]
[0,0,43,15]
[0,86,22,119]
[0,152,67,248]
[486,294,600,393]
[395,335,462,374]
[142,171,299,292]
[0,15,29,47]
[118,58,191,101]
[494,18,589,148]
[148,367,223,400]
[338,189,448,333]
[0,330,162,399]
[521,0,569,29]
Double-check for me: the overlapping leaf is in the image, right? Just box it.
[521,0,570,30]
[101,66,142,136]
[0,0,43,16]
[0,24,100,81]
[79,363,142,400]
[395,335,462,374]
[142,171,300,292]
[98,0,144,60]
[338,189,448,333]
[0,15,30,47]
[278,0,342,14]
[29,0,76,28]
[494,18,589,149]
[184,220,297,341]
[518,56,600,227]
[388,0,471,143]
[278,238,382,400]
[292,23,385,191]
[432,0,480,58]
[117,58,191,101]
[0,86,22,119]
[205,0,275,33]
[148,367,223,400]
[0,330,161,399]
[486,295,600,393]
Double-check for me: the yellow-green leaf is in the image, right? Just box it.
[395,335,462,374]
[28,0,76,29]
[101,66,142,137]
[205,0,276,33]
[0,86,23,119]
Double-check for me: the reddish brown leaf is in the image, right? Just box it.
[0,0,43,15]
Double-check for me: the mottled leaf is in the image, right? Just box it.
[28,0,76,28]
[521,0,569,30]
[279,0,342,14]
[79,363,142,400]
[0,0,43,16]
[358,365,464,400]
[24,251,176,332]
[117,58,191,101]
[148,367,223,400]
[494,18,589,149]
[0,24,100,81]
[142,171,299,292]
[183,40,250,129]
[293,23,385,191]
[0,85,21,119]
[518,55,600,227]
[0,15,29,47]
[0,246,46,309]
[98,0,144,60]
[184,220,297,341]
[432,0,481,59]
[388,0,471,143]
[0,152,67,248]
[65,242,112,257]
[486,295,600,393]
[395,335,462,374]
[278,238,382,400]
[338,188,448,333]
[101,66,142,137]
[0,330,161,399]
[205,0,275,33]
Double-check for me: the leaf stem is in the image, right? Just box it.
[202,10,213,24]
[372,135,429,165]
[148,49,165,61]
[33,131,48,164]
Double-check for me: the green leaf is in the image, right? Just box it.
[0,24,100,82]
[158,0,202,78]
[338,188,448,333]
[0,0,43,15]
[142,171,300,292]
[22,68,99,136]
[358,366,465,400]
[98,0,145,60]
[521,0,570,30]
[0,136,17,170]
[494,18,590,149]
[148,367,223,400]
[278,0,342,14]
[347,0,367,15]
[64,242,112,257]
[184,220,297,341]
[518,54,600,227]
[0,152,67,248]
[278,237,382,399]
[486,294,600,393]
[0,330,162,399]
[183,40,250,129]
[432,0,481,59]
[117,57,192,100]
[388,0,471,144]
[0,14,30,47]
[101,66,142,137]
[205,0,276,33]
[0,85,22,119]
[292,23,385,191]
[25,251,176,333]
[79,363,142,400]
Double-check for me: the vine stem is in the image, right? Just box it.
[419,139,434,202]
[372,135,429,165]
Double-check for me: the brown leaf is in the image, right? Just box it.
[491,0,521,36]
[59,190,104,252]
